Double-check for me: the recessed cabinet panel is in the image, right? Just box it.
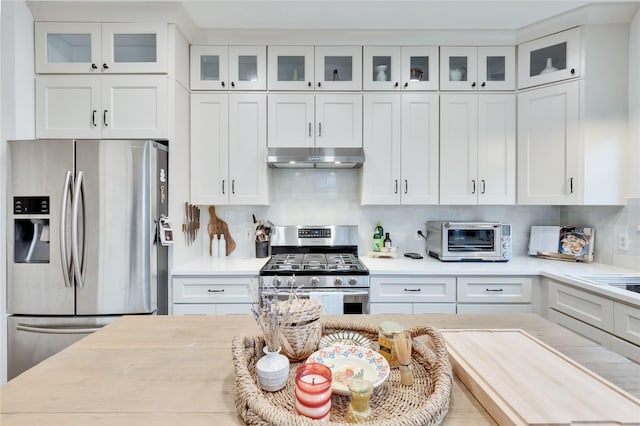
[267,94,315,148]
[517,27,581,89]
[314,46,362,90]
[35,22,101,73]
[363,47,402,90]
[441,46,514,91]
[401,46,439,90]
[191,45,266,90]
[315,95,362,148]
[268,46,314,90]
[101,23,166,73]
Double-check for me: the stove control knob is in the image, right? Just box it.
[310,277,320,287]
[334,277,343,286]
[348,277,358,286]
[287,277,296,287]
[272,277,281,288]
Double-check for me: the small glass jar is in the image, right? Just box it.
[346,378,373,423]
[378,321,404,368]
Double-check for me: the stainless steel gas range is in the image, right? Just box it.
[259,225,370,314]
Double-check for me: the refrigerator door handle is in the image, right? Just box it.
[60,171,73,288]
[16,323,105,334]
[72,171,87,288]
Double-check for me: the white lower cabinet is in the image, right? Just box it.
[547,280,614,332]
[613,302,640,347]
[369,276,456,314]
[457,276,533,313]
[172,276,258,315]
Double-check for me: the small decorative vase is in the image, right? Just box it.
[256,346,289,392]
[375,64,388,81]
[540,57,558,74]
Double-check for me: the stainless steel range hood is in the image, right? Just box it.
[265,147,365,168]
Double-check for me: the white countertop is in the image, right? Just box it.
[171,255,639,305]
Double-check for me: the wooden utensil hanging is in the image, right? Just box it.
[208,206,236,256]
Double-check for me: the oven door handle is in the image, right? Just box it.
[264,290,370,297]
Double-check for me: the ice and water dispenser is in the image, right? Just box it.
[13,196,50,263]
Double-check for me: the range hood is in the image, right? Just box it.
[265,147,365,169]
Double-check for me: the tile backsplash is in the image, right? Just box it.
[200,169,638,271]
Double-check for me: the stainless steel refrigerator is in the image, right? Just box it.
[6,139,169,379]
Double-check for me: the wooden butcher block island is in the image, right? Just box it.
[2,314,640,425]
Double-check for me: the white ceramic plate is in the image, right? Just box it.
[306,345,390,395]
[318,331,372,349]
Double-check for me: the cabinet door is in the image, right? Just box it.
[518,27,581,89]
[35,76,101,138]
[363,47,402,90]
[477,46,515,90]
[548,281,614,332]
[229,94,268,205]
[361,94,401,205]
[400,46,439,91]
[267,94,314,147]
[614,303,640,346]
[101,23,167,73]
[100,76,168,139]
[35,22,101,74]
[229,45,266,90]
[370,276,456,303]
[439,94,479,204]
[517,81,580,204]
[314,46,362,91]
[400,94,439,204]
[315,94,362,148]
[457,276,532,303]
[440,47,478,91]
[190,45,229,90]
[190,94,229,205]
[267,46,314,90]
[477,94,516,204]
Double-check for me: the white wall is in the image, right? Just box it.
[0,0,35,384]
[629,10,640,198]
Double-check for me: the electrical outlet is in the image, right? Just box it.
[245,227,254,241]
[618,232,630,251]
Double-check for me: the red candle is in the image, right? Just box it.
[295,363,332,422]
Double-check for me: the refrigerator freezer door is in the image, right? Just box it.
[7,139,75,315]
[7,315,116,380]
[74,140,157,315]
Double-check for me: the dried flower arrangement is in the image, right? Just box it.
[251,283,297,353]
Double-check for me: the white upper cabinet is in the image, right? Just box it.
[268,46,361,90]
[440,46,515,91]
[35,22,167,74]
[190,45,266,90]
[363,46,439,91]
[440,93,515,205]
[517,27,581,89]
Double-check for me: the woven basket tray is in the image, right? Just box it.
[232,319,453,425]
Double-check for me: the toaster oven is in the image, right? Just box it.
[426,221,512,262]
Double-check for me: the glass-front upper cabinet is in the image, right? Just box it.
[314,46,362,90]
[190,46,266,90]
[364,47,438,91]
[268,46,315,90]
[440,46,514,91]
[35,22,167,74]
[517,27,581,89]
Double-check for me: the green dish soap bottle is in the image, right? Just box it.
[373,222,384,252]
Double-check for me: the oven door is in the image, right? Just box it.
[443,223,501,260]
[261,287,369,314]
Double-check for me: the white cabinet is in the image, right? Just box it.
[363,46,439,91]
[361,93,439,205]
[613,303,640,347]
[35,22,167,74]
[172,276,257,315]
[517,81,580,205]
[190,45,266,90]
[369,276,456,314]
[36,75,168,139]
[440,94,515,205]
[440,46,515,91]
[191,93,268,205]
[517,27,581,89]
[267,94,362,148]
[548,280,614,332]
[268,46,362,90]
[457,276,533,313]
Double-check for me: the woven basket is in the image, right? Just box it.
[233,319,453,426]
[277,298,322,362]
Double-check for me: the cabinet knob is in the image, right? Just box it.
[231,81,235,87]
[221,81,225,87]
[91,63,98,70]
[404,82,408,87]
[317,82,322,87]
[394,82,399,87]
[308,81,312,87]
[481,82,486,87]
[471,82,477,87]
[102,63,109,70]
[570,68,576,74]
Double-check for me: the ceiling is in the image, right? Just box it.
[178,0,638,31]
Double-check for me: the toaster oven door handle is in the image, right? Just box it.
[445,222,499,228]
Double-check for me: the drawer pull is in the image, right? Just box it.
[208,289,224,293]
[404,288,421,292]
[485,288,504,292]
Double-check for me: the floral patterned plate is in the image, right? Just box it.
[306,344,390,395]
[318,331,373,350]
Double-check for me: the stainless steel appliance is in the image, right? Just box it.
[259,225,369,314]
[426,221,512,262]
[6,139,169,379]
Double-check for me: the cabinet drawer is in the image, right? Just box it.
[457,277,532,303]
[172,277,257,304]
[548,281,614,332]
[370,276,455,303]
[614,302,640,346]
